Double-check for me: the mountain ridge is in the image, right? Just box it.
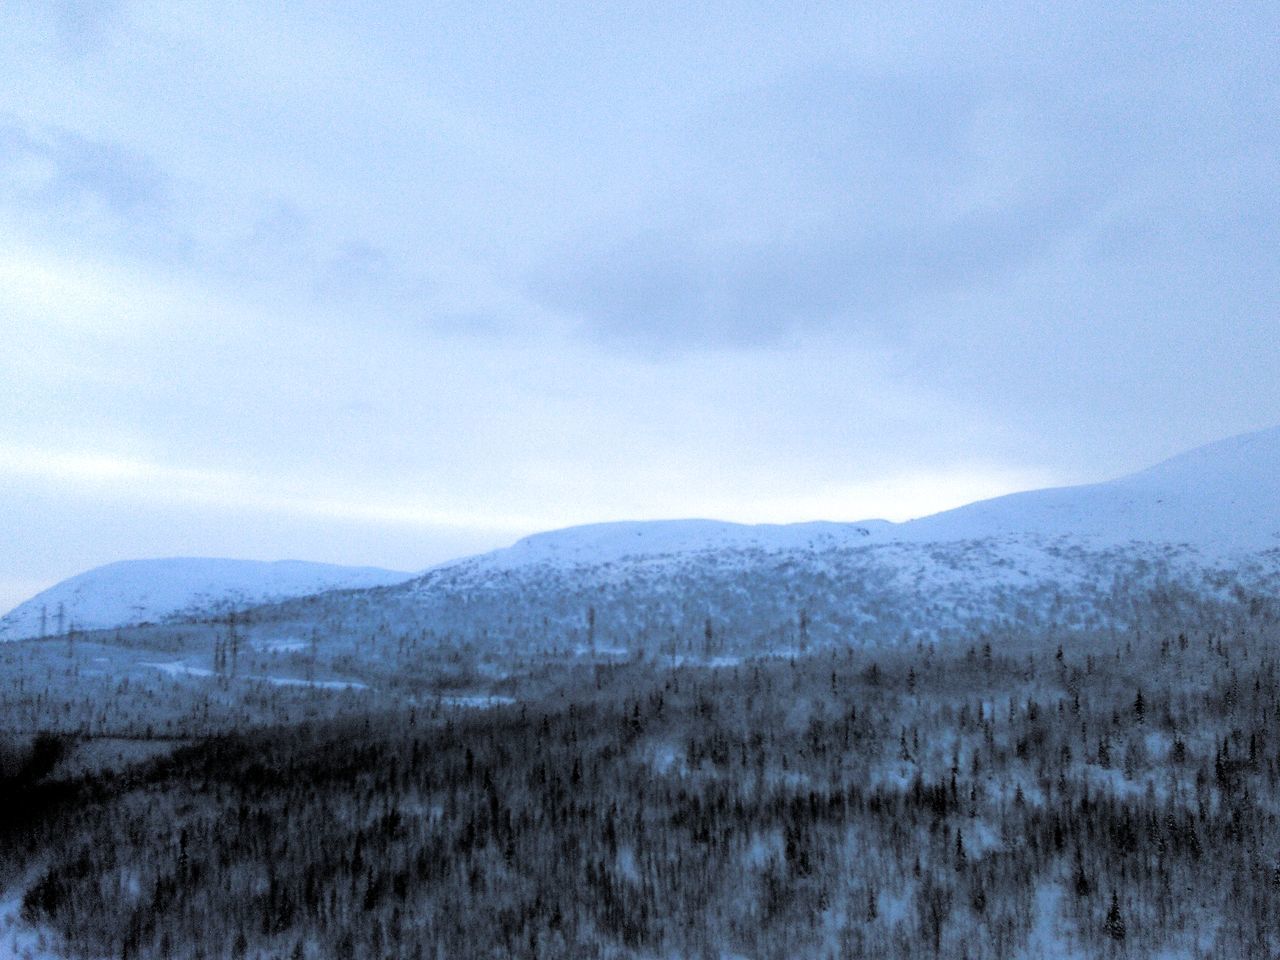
[6,425,1280,643]
[0,558,414,641]
[427,425,1280,578]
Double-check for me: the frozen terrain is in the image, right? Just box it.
[331,425,1280,652]
[0,559,412,641]
[5,426,1280,649]
[5,429,1280,960]
[894,425,1280,553]
[460,425,1280,570]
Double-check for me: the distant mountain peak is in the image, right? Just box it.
[0,558,413,641]
[6,425,1279,643]
[438,425,1280,576]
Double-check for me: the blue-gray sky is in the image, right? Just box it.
[2,1,1277,609]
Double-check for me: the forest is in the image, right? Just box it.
[2,587,1280,958]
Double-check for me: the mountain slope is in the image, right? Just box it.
[895,427,1280,552]
[480,518,893,570]
[434,426,1280,579]
[0,558,413,641]
[348,425,1280,651]
[10,426,1280,649]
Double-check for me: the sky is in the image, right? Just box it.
[1,1,1278,611]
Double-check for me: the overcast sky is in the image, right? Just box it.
[2,1,1277,610]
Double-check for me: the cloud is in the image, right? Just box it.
[526,77,1098,349]
[0,443,536,532]
[0,113,437,322]
[0,0,1276,602]
[26,0,126,56]
[526,7,1278,356]
[0,119,174,261]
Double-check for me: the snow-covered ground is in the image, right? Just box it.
[404,426,1280,609]
[0,890,62,960]
[363,426,1280,651]
[141,661,368,690]
[0,559,413,641]
[457,425,1280,571]
[6,426,1280,647]
[436,694,516,708]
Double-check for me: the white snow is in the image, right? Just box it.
[894,426,1280,553]
[1,559,412,641]
[436,694,515,708]
[1017,882,1090,960]
[0,891,62,960]
[254,638,311,652]
[474,518,891,570]
[141,661,368,690]
[457,426,1280,571]
[260,676,368,691]
[7,426,1280,644]
[140,660,215,678]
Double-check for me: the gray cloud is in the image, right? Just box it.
[527,8,1278,355]
[0,0,1277,600]
[0,115,434,318]
[37,0,125,56]
[0,120,170,217]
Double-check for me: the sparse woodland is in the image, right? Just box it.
[2,587,1280,958]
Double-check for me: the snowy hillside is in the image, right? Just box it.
[483,518,892,569]
[9,427,1280,647]
[464,426,1280,569]
[340,425,1280,651]
[0,558,413,641]
[896,427,1280,552]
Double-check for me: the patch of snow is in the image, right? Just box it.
[0,890,63,960]
[1016,882,1089,960]
[255,638,311,652]
[258,676,368,691]
[648,742,684,775]
[140,661,367,691]
[572,644,631,658]
[436,694,515,708]
[663,654,743,669]
[140,661,215,679]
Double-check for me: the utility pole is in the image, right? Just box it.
[228,610,240,677]
[40,605,47,637]
[56,603,65,636]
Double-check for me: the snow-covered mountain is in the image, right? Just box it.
[893,427,1280,552]
[8,426,1280,649]
[481,518,892,570]
[190,425,1278,659]
[0,559,413,641]
[431,426,1280,576]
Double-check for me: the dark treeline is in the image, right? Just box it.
[7,593,1280,958]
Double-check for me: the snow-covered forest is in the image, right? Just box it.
[4,430,1280,957]
[2,586,1280,958]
